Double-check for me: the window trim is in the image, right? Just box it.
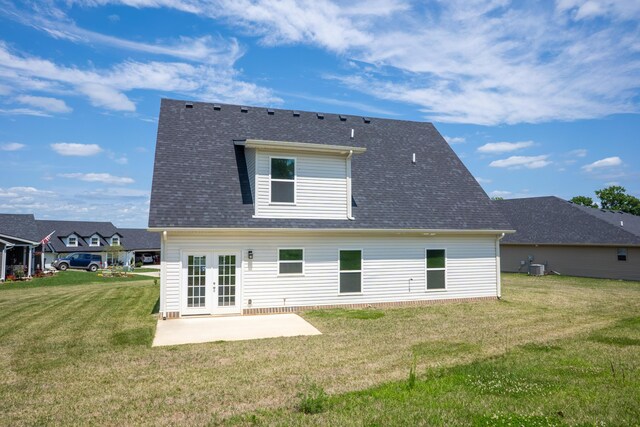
[617,248,627,262]
[89,234,100,247]
[338,248,363,295]
[67,235,78,247]
[277,248,305,276]
[269,156,297,205]
[110,235,121,246]
[425,248,447,292]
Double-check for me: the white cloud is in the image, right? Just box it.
[477,141,534,154]
[0,108,52,117]
[582,156,622,172]
[1,142,25,151]
[59,173,134,185]
[556,0,640,21]
[444,135,466,144]
[489,190,512,198]
[568,148,588,157]
[16,95,72,113]
[0,39,278,113]
[51,143,103,156]
[475,177,492,184]
[490,155,552,169]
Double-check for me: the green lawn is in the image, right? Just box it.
[0,269,150,290]
[0,274,638,425]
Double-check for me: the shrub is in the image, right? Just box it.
[296,380,329,414]
[135,261,143,268]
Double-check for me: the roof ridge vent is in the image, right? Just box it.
[240,106,249,113]
[339,115,347,121]
[213,104,221,110]
[292,110,300,117]
[317,113,324,119]
[363,117,371,123]
[267,109,275,115]
[185,102,193,109]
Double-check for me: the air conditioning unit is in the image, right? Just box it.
[529,264,545,276]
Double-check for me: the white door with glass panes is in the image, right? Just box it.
[182,251,242,315]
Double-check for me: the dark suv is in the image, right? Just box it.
[52,253,103,272]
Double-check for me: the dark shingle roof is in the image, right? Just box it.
[118,228,160,251]
[149,99,510,230]
[0,214,40,243]
[37,220,119,253]
[496,196,640,246]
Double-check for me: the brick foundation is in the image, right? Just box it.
[242,296,497,315]
[160,296,498,318]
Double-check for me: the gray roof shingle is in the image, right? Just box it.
[0,214,40,243]
[496,196,640,246]
[149,99,511,231]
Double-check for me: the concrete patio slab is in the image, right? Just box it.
[152,313,322,347]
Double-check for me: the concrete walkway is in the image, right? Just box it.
[152,314,322,347]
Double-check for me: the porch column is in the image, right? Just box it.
[41,244,45,271]
[27,246,33,277]
[1,248,6,281]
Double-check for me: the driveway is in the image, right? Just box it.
[152,313,322,347]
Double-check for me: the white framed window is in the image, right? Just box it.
[426,249,446,291]
[278,248,304,275]
[90,235,100,247]
[270,157,296,204]
[617,248,627,262]
[111,235,120,246]
[67,235,78,247]
[339,249,362,294]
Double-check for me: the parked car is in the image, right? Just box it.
[141,253,154,264]
[52,253,103,272]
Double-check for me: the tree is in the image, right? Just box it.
[491,196,504,200]
[594,185,640,216]
[569,195,597,208]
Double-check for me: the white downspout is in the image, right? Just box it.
[496,233,505,299]
[161,230,167,319]
[346,150,354,220]
[1,247,5,281]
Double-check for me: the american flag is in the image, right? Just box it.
[40,230,55,245]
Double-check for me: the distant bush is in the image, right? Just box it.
[135,261,143,268]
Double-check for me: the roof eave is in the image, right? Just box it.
[238,139,367,155]
[147,227,515,236]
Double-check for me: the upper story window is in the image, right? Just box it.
[270,157,295,204]
[67,235,78,247]
[90,235,100,247]
[111,235,120,246]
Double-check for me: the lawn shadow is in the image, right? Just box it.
[151,297,160,315]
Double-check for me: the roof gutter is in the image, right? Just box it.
[237,139,366,155]
[147,227,515,236]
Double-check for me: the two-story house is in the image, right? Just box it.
[149,99,513,318]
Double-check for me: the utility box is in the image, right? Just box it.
[529,264,545,276]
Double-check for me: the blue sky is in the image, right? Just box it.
[0,0,638,227]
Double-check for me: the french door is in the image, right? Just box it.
[181,250,241,315]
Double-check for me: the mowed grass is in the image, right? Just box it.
[0,274,638,425]
[0,269,149,290]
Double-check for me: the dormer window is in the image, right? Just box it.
[270,157,295,204]
[111,235,120,246]
[90,235,100,247]
[67,235,78,247]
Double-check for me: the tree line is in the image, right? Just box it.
[570,185,640,216]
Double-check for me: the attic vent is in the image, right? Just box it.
[292,111,300,117]
[363,117,371,123]
[339,115,347,121]
[267,109,275,115]
[185,102,194,109]
[317,113,324,119]
[240,106,249,113]
[213,104,221,110]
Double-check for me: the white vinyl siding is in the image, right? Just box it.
[254,150,348,219]
[161,232,499,313]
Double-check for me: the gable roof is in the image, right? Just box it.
[118,228,161,251]
[149,99,511,231]
[0,214,40,243]
[496,196,640,246]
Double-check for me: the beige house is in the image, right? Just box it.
[496,197,640,281]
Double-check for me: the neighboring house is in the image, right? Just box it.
[0,215,161,280]
[149,99,513,318]
[496,196,640,280]
[0,214,41,281]
[37,220,161,268]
